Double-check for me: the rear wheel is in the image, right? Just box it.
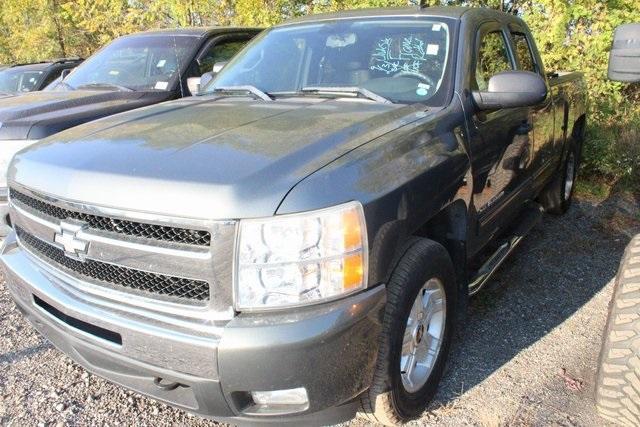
[359,238,457,426]
[539,141,580,215]
[596,235,640,426]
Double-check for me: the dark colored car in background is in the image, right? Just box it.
[0,58,83,95]
[1,7,586,426]
[0,26,261,237]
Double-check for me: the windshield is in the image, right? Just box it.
[0,68,44,93]
[207,18,453,104]
[59,35,198,92]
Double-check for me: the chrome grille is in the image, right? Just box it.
[16,227,210,302]
[10,188,211,246]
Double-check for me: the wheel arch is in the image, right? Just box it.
[563,112,586,167]
[572,113,587,141]
[413,200,470,315]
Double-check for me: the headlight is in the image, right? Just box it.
[234,201,368,311]
[0,139,39,188]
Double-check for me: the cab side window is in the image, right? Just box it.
[512,32,537,73]
[41,68,64,88]
[198,40,247,76]
[475,31,513,90]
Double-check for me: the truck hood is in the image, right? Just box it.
[0,89,171,140]
[10,96,427,219]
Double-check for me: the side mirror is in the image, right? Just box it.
[473,71,547,110]
[212,61,228,75]
[608,23,640,82]
[186,76,201,95]
[60,68,72,79]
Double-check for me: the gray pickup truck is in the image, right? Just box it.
[1,7,586,426]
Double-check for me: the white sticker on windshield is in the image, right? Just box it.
[155,81,169,90]
[416,82,431,96]
[427,44,439,56]
[432,24,442,32]
[108,70,120,75]
[156,59,166,68]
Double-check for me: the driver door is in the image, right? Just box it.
[469,22,534,248]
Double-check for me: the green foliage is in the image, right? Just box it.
[0,0,638,189]
[517,0,640,190]
[582,119,640,186]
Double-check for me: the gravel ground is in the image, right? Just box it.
[1,195,639,427]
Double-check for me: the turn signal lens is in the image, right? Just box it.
[343,253,364,289]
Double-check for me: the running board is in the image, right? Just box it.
[468,203,544,296]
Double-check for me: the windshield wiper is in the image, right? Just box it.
[300,86,391,104]
[212,85,273,101]
[76,83,135,92]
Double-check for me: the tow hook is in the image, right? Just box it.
[153,377,185,391]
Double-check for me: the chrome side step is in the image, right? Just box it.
[468,203,544,296]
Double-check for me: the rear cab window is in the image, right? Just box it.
[511,32,538,73]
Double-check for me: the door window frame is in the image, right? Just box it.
[471,21,517,91]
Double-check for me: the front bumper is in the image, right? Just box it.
[1,231,386,425]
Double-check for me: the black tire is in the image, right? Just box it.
[359,238,458,426]
[539,139,580,215]
[596,235,640,426]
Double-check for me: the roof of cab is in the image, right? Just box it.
[128,27,263,38]
[278,6,475,26]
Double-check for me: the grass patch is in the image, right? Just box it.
[581,120,640,192]
[574,177,612,201]
[578,114,640,202]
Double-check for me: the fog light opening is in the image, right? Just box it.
[244,387,309,415]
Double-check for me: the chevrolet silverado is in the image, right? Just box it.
[1,7,586,426]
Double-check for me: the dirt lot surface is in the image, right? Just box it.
[1,194,639,427]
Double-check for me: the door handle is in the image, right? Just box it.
[516,122,533,135]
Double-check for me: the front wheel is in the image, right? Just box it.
[359,239,457,426]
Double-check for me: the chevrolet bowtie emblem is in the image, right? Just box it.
[54,221,90,261]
